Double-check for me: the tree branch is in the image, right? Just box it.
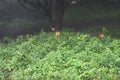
[17,0,44,14]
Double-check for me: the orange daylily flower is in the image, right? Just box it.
[99,33,105,38]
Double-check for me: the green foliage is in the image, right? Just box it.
[0,31,120,80]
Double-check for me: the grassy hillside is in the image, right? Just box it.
[0,31,120,80]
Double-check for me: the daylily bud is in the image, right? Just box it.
[50,26,55,31]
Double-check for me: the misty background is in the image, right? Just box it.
[0,0,120,39]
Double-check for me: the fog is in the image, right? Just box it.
[0,0,48,39]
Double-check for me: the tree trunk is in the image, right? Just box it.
[54,0,65,31]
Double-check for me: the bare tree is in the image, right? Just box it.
[17,0,79,31]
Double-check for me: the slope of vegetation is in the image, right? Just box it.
[0,30,120,80]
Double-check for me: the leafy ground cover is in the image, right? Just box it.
[0,30,120,80]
